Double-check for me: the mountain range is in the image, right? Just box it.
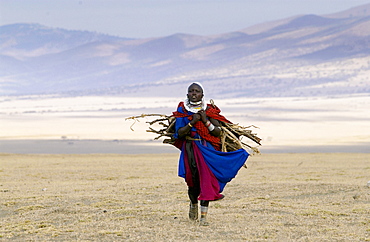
[1,3,370,98]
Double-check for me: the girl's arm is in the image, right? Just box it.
[198,110,221,137]
[177,113,200,138]
[207,118,221,137]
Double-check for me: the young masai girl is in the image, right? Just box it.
[172,82,249,226]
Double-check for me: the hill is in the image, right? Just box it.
[1,4,370,98]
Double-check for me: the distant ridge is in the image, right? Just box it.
[1,4,370,97]
[324,3,370,18]
[0,23,128,59]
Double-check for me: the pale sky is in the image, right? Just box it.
[1,0,369,38]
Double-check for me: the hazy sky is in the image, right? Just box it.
[1,0,369,38]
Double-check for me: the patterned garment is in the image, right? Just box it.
[172,102,249,201]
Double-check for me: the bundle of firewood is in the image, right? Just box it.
[126,113,261,154]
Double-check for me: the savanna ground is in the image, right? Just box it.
[0,153,369,241]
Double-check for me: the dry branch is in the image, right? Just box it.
[126,113,261,154]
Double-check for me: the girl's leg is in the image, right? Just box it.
[186,141,200,220]
[188,186,200,205]
[199,200,209,226]
[188,186,200,220]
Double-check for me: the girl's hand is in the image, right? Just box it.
[198,110,207,123]
[192,113,201,123]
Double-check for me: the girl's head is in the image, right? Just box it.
[187,82,204,103]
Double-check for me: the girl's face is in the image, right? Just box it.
[187,84,203,102]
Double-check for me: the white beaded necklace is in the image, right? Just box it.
[184,98,206,113]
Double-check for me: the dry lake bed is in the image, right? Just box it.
[1,153,369,241]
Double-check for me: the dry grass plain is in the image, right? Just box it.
[1,153,369,241]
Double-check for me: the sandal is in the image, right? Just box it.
[189,203,198,220]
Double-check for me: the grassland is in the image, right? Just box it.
[1,153,369,241]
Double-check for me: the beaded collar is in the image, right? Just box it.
[184,98,206,113]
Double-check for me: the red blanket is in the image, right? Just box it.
[172,102,231,150]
